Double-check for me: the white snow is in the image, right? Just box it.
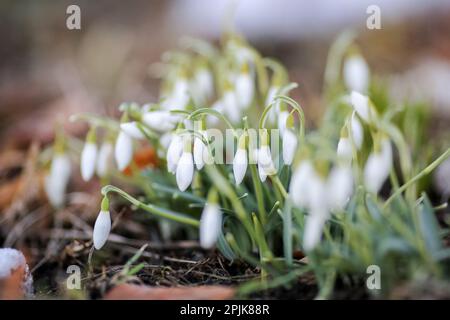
[0,248,26,278]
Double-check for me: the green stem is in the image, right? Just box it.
[271,175,288,199]
[384,148,450,209]
[250,164,268,225]
[101,185,200,227]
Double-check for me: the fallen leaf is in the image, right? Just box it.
[104,284,235,300]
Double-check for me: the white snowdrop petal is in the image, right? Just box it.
[120,122,145,139]
[142,111,179,132]
[337,137,352,160]
[278,111,289,135]
[258,162,267,182]
[364,139,392,193]
[327,166,353,211]
[350,91,372,122]
[172,80,190,109]
[265,86,280,123]
[233,148,248,185]
[176,151,194,191]
[115,131,133,171]
[351,113,364,149]
[193,134,206,170]
[236,73,254,108]
[93,210,111,250]
[81,143,98,181]
[200,204,222,249]
[282,129,298,165]
[167,135,183,174]
[45,154,71,208]
[344,55,370,93]
[258,146,276,177]
[289,161,313,208]
[223,91,241,123]
[303,214,327,252]
[96,142,113,177]
[195,69,214,100]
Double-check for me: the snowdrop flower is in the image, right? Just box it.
[165,78,190,110]
[327,165,353,211]
[235,63,254,109]
[80,129,98,181]
[223,90,241,123]
[45,153,71,208]
[142,110,179,133]
[278,110,289,136]
[120,122,146,139]
[265,86,280,123]
[337,136,352,160]
[364,138,393,193]
[350,91,374,123]
[233,134,248,185]
[303,169,328,251]
[176,136,194,191]
[257,130,276,182]
[350,112,364,149]
[93,197,111,250]
[193,129,208,170]
[115,130,133,171]
[194,68,214,100]
[303,214,327,252]
[199,192,222,249]
[96,142,113,178]
[166,133,183,174]
[282,114,298,165]
[289,160,313,208]
[343,53,370,93]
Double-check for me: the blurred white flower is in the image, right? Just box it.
[120,122,146,139]
[142,111,180,132]
[289,160,313,208]
[169,79,190,110]
[96,142,113,178]
[350,112,364,149]
[115,131,133,171]
[233,147,248,185]
[282,128,298,165]
[303,170,328,251]
[167,134,183,174]
[81,142,97,181]
[303,214,327,252]
[327,165,353,211]
[265,86,280,123]
[337,137,352,160]
[93,210,111,250]
[194,69,214,100]
[364,138,393,193]
[45,153,71,208]
[223,90,241,123]
[350,91,373,123]
[344,54,370,93]
[199,203,222,249]
[235,67,254,109]
[278,110,289,136]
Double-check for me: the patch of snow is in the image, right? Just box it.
[0,248,26,278]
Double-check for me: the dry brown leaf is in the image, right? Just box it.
[104,284,235,300]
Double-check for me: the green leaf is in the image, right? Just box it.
[418,194,442,255]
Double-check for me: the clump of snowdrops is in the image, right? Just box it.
[45,31,450,297]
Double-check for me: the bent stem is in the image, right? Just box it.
[101,185,200,227]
